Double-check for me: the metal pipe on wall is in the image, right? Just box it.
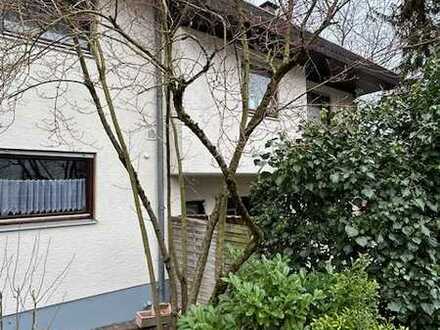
[153,5,167,302]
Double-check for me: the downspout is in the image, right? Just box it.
[154,7,166,302]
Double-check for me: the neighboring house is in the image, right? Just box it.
[0,1,398,329]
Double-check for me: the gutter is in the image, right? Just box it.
[154,6,167,302]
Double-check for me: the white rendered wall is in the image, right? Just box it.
[184,175,256,214]
[168,28,355,216]
[0,1,160,315]
[171,29,309,177]
[307,81,355,109]
[0,2,358,314]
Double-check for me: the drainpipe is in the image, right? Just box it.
[154,6,167,302]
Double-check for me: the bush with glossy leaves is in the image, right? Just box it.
[251,53,440,328]
[178,256,403,330]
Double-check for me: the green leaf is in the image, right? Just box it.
[414,198,426,210]
[387,302,402,312]
[345,225,359,238]
[355,236,369,247]
[421,224,431,237]
[292,165,301,173]
[275,175,285,186]
[330,173,340,183]
[421,303,435,316]
[305,183,314,191]
[366,172,375,179]
[412,237,422,245]
[402,188,411,197]
[361,187,375,199]
[427,201,438,212]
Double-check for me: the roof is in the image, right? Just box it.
[171,0,399,95]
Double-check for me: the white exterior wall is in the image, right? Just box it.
[0,2,160,315]
[171,29,309,177]
[184,175,256,214]
[168,29,354,215]
[0,64,157,315]
[307,81,355,109]
[0,2,357,315]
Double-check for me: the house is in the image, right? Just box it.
[0,0,398,329]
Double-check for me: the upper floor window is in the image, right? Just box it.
[249,69,278,117]
[0,149,94,224]
[1,0,91,49]
[307,91,331,123]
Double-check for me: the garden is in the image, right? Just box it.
[178,53,440,329]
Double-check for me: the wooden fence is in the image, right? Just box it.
[171,216,250,304]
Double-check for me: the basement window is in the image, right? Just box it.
[0,149,95,225]
[186,200,206,215]
[226,196,252,216]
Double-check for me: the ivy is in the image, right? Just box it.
[251,53,440,329]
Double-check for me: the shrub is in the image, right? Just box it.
[311,309,398,330]
[178,256,401,330]
[177,304,235,330]
[250,53,440,328]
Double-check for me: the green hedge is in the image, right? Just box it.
[251,53,440,328]
[178,256,403,330]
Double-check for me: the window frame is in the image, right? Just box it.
[226,196,252,216]
[0,1,91,51]
[307,91,332,123]
[248,67,279,119]
[185,200,206,216]
[307,91,331,108]
[0,148,95,225]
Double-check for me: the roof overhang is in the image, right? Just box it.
[170,0,399,95]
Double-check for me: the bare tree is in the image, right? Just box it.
[0,0,385,326]
[324,0,400,68]
[0,235,72,330]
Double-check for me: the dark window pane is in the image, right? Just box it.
[227,196,251,216]
[307,92,330,106]
[0,153,93,219]
[0,158,89,180]
[186,200,206,215]
[307,92,331,122]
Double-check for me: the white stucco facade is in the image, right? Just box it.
[168,28,354,215]
[0,1,358,321]
[0,2,161,316]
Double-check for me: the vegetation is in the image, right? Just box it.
[178,255,401,330]
[0,1,355,323]
[251,53,440,329]
[390,0,439,75]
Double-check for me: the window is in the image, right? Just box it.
[307,92,331,123]
[186,200,206,215]
[249,69,278,117]
[1,0,91,49]
[0,150,94,224]
[226,196,252,216]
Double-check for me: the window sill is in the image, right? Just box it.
[0,218,97,233]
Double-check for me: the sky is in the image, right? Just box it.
[247,0,266,5]
[245,0,399,70]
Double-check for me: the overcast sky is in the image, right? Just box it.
[247,0,266,5]
[245,0,399,70]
